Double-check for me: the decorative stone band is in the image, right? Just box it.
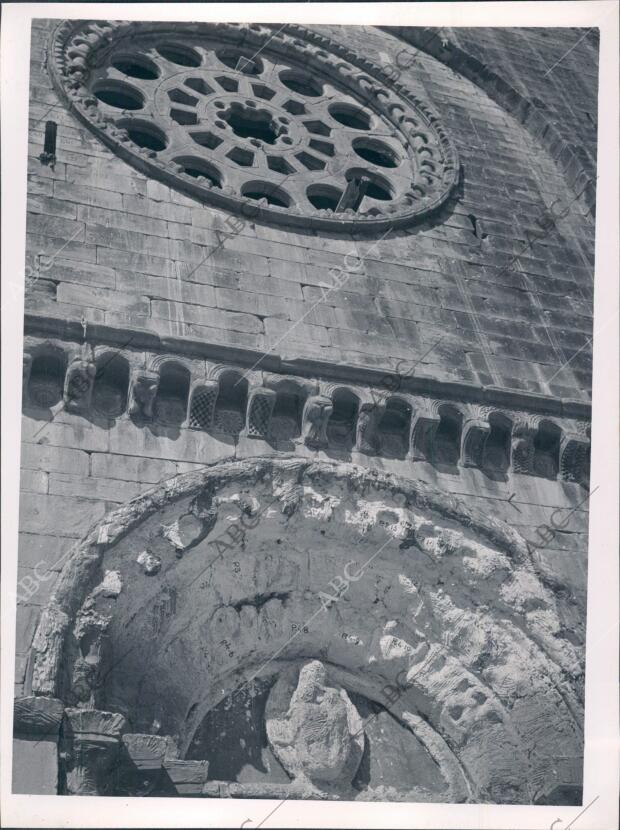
[62,708,127,795]
[11,699,210,797]
[22,337,591,485]
[13,696,64,739]
[12,697,461,799]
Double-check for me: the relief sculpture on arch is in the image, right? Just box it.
[11,15,599,810]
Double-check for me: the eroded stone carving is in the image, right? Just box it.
[301,395,334,449]
[162,514,212,552]
[128,369,159,420]
[29,458,587,802]
[116,733,179,795]
[461,417,491,468]
[265,661,364,790]
[70,570,122,706]
[511,420,536,474]
[356,402,385,454]
[13,696,64,738]
[137,551,162,575]
[559,435,590,486]
[62,709,126,795]
[63,356,96,413]
[161,494,218,553]
[410,406,441,461]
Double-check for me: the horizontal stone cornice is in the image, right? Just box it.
[24,312,591,420]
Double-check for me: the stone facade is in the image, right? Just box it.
[14,19,596,803]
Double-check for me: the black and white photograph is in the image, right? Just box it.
[1,2,618,828]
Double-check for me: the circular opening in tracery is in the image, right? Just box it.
[279,69,323,97]
[366,181,393,200]
[352,138,399,168]
[174,156,223,188]
[221,103,279,145]
[118,119,167,152]
[93,81,144,110]
[111,54,160,80]
[345,168,393,201]
[306,184,343,210]
[156,43,202,67]
[216,48,263,75]
[242,181,291,208]
[328,103,371,130]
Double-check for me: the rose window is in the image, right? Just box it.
[49,21,459,232]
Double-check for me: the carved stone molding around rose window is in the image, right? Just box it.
[48,20,460,234]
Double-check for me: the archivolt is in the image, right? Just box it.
[30,456,584,803]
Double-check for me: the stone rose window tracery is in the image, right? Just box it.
[50,21,459,232]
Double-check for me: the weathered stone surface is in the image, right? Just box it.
[26,457,585,802]
[17,532,68,577]
[12,737,59,795]
[15,19,595,805]
[162,759,209,795]
[19,468,49,494]
[63,356,96,413]
[54,180,123,210]
[161,509,216,551]
[90,453,177,484]
[128,369,159,420]
[302,395,333,449]
[64,708,126,737]
[122,733,178,768]
[22,416,110,453]
[14,696,64,736]
[137,550,161,575]
[48,473,142,503]
[266,661,364,790]
[57,284,149,315]
[69,571,123,705]
[63,708,127,795]
[18,492,109,538]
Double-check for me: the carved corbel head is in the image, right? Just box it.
[128,369,160,420]
[461,408,492,468]
[355,401,385,455]
[559,434,591,487]
[63,356,96,413]
[511,418,537,475]
[301,394,334,449]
